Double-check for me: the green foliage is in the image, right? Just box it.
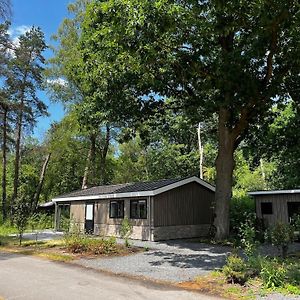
[29,213,53,231]
[230,192,255,234]
[13,196,32,245]
[268,222,295,258]
[260,259,287,289]
[64,233,118,255]
[222,254,300,294]
[222,254,250,285]
[238,215,259,257]
[120,216,132,247]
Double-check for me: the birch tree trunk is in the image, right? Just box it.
[197,122,204,179]
[82,134,96,189]
[32,153,51,211]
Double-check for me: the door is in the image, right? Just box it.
[85,203,94,234]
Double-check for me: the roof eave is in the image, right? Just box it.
[52,176,215,202]
[249,189,300,196]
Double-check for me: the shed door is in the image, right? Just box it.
[85,203,94,234]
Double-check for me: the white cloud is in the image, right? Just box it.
[9,25,31,37]
[46,78,68,87]
[6,25,32,56]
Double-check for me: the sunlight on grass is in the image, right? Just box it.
[36,252,74,262]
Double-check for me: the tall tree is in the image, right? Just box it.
[0,22,12,220]
[78,0,300,239]
[7,27,47,214]
[49,0,132,187]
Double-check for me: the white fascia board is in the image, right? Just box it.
[52,191,154,202]
[249,189,300,196]
[52,176,215,203]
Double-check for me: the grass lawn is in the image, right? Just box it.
[0,232,143,263]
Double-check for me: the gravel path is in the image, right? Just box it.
[75,239,232,282]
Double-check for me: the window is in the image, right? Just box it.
[109,200,124,218]
[261,202,273,215]
[130,199,147,219]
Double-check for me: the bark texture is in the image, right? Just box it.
[82,134,96,189]
[1,107,7,220]
[32,153,51,211]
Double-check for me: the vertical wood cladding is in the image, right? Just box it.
[153,182,214,226]
[255,193,300,226]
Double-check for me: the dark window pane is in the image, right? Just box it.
[110,200,124,218]
[261,202,273,215]
[130,199,147,219]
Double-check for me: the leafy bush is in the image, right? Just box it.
[230,193,255,234]
[222,254,250,285]
[268,222,294,258]
[239,215,259,257]
[260,258,287,288]
[13,196,32,245]
[64,233,118,255]
[120,217,132,247]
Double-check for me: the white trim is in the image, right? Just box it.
[249,189,300,196]
[52,176,215,202]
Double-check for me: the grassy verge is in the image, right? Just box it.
[177,271,255,300]
[0,232,142,263]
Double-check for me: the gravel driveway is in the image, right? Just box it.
[75,239,232,282]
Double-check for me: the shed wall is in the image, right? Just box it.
[152,182,214,240]
[153,182,214,226]
[255,193,300,226]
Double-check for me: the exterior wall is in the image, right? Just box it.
[152,182,214,240]
[93,197,150,240]
[152,225,210,241]
[255,193,300,227]
[70,202,85,231]
[66,182,215,241]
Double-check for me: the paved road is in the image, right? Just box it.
[0,252,221,300]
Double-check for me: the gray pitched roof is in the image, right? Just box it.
[55,177,186,199]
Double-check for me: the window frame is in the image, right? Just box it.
[261,202,273,215]
[130,199,147,219]
[109,200,124,219]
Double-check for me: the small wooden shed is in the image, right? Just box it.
[249,189,300,227]
[52,176,215,241]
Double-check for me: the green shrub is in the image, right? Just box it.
[64,233,118,255]
[222,254,250,285]
[120,217,132,247]
[239,215,259,257]
[268,222,294,258]
[230,193,255,234]
[260,259,287,288]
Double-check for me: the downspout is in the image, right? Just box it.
[148,196,153,241]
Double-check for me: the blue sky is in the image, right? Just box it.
[11,0,72,140]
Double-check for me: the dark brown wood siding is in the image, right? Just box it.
[255,193,300,226]
[153,182,214,226]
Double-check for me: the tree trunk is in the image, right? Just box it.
[197,122,204,179]
[11,101,23,217]
[32,153,51,212]
[99,125,110,184]
[82,134,96,189]
[214,108,235,240]
[1,107,7,221]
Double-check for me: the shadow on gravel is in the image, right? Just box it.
[145,250,227,271]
